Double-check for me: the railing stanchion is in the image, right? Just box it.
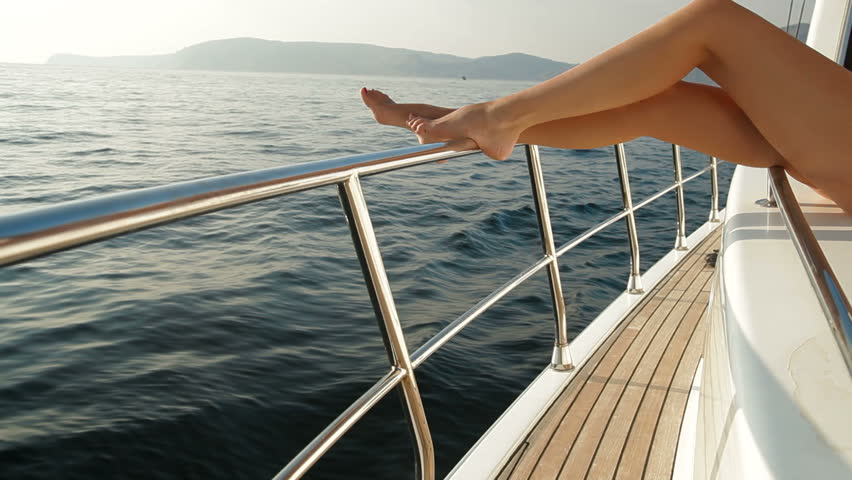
[525,145,574,371]
[615,144,644,294]
[709,156,721,222]
[338,174,435,480]
[672,145,689,250]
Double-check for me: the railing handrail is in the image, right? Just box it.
[1,141,721,480]
[767,166,852,374]
[0,140,478,266]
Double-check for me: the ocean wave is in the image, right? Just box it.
[0,64,736,480]
[68,147,118,156]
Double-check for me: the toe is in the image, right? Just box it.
[372,89,392,102]
[409,117,427,132]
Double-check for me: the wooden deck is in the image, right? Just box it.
[496,228,721,480]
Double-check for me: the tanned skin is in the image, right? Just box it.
[361,0,852,212]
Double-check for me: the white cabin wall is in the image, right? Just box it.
[694,165,852,479]
[807,0,852,59]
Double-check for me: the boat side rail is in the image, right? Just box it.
[767,166,852,374]
[0,141,720,480]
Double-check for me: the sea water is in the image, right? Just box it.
[0,64,733,479]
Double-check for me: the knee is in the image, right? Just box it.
[691,0,734,17]
[692,0,728,8]
[660,81,692,97]
[643,81,695,108]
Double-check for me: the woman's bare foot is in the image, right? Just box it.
[360,87,519,158]
[360,87,411,128]
[407,103,521,160]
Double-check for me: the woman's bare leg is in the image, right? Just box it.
[407,0,852,208]
[521,82,786,170]
[364,83,785,170]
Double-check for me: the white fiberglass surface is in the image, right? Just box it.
[704,166,852,479]
[672,359,703,480]
[808,0,852,61]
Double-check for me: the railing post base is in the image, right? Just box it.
[709,210,721,223]
[766,170,778,207]
[628,274,644,295]
[675,235,689,251]
[550,345,574,371]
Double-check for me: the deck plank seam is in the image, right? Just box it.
[657,229,718,293]
[669,236,720,293]
[564,254,716,479]
[585,236,718,479]
[508,307,645,479]
[548,277,705,479]
[622,259,715,479]
[655,229,720,296]
[504,228,722,479]
[511,256,695,479]
[616,256,712,478]
[498,441,531,480]
[534,232,720,479]
[589,260,714,480]
[645,307,709,479]
[636,296,710,479]
[516,292,671,479]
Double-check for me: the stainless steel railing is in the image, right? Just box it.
[767,166,852,374]
[672,145,689,251]
[527,144,572,369]
[615,144,644,294]
[337,172,435,479]
[0,140,478,266]
[0,141,721,480]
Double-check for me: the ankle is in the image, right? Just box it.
[487,98,527,133]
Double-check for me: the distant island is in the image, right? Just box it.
[46,22,809,83]
[47,38,577,81]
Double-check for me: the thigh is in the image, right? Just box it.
[521,81,785,171]
[697,0,852,176]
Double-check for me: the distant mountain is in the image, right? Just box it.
[48,38,577,81]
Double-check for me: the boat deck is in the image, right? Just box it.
[496,227,721,480]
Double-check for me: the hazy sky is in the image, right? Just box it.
[0,0,812,65]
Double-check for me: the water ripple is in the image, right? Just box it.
[0,63,735,480]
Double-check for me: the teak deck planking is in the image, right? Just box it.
[497,228,721,480]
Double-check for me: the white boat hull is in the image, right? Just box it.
[694,166,852,479]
